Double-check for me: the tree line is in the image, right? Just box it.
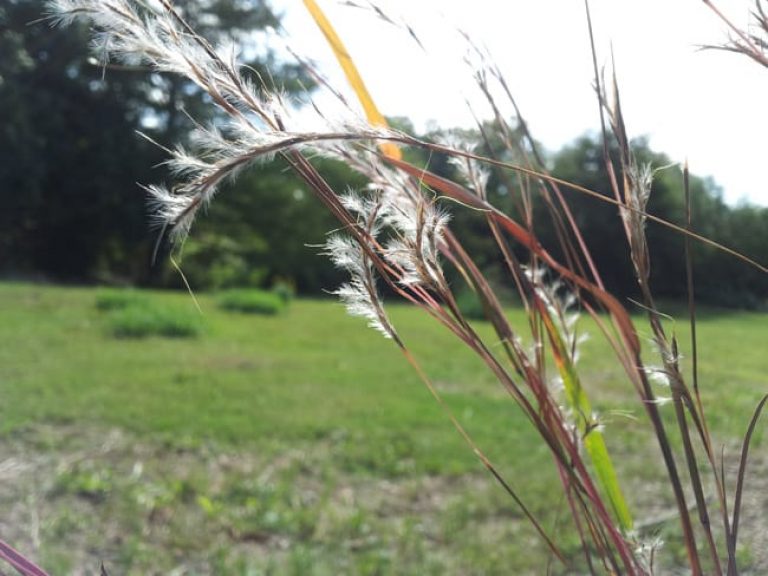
[2,0,766,308]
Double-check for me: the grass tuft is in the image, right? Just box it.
[94,288,147,311]
[217,289,285,315]
[107,304,203,338]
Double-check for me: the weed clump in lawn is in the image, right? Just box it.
[103,301,202,339]
[95,288,202,338]
[217,289,286,315]
[94,288,147,311]
[107,304,203,338]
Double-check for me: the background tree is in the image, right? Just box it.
[549,134,768,307]
[411,129,768,309]
[2,2,766,304]
[0,0,158,281]
[0,0,321,288]
[173,157,362,293]
[124,1,308,142]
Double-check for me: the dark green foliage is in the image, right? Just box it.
[378,130,768,310]
[2,2,766,306]
[174,157,356,294]
[455,289,487,321]
[693,203,768,309]
[217,289,285,315]
[0,0,159,281]
[0,0,312,287]
[548,135,767,308]
[173,231,269,291]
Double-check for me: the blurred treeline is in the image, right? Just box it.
[2,0,766,307]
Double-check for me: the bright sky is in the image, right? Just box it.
[274,1,768,206]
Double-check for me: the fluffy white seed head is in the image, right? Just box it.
[528,268,584,364]
[442,133,490,198]
[323,232,395,340]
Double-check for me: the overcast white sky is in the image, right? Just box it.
[273,1,768,206]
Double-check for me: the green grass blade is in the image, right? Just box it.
[582,426,633,531]
[541,307,634,532]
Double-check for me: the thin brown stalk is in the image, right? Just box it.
[561,477,598,575]
[671,338,722,575]
[401,142,768,276]
[469,66,591,288]
[684,163,705,426]
[727,394,768,576]
[442,232,638,572]
[472,41,606,293]
[599,69,705,569]
[703,0,768,68]
[683,162,733,558]
[397,346,569,567]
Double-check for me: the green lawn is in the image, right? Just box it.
[0,282,765,574]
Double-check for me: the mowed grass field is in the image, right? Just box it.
[0,282,766,574]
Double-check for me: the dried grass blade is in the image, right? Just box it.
[302,0,402,160]
[398,347,568,567]
[683,163,725,572]
[0,539,50,576]
[386,155,698,575]
[407,142,768,276]
[384,156,642,352]
[728,393,768,574]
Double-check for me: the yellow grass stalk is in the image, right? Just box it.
[303,0,402,160]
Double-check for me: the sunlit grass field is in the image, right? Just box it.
[0,282,765,574]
